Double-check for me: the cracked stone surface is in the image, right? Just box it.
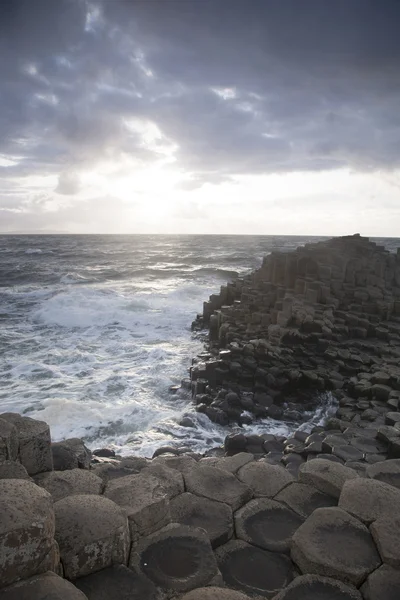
[274,482,337,519]
[298,459,359,498]
[271,574,362,600]
[184,465,252,511]
[237,461,294,498]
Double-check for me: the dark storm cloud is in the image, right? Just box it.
[1,0,400,205]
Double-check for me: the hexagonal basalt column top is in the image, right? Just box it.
[129,523,219,594]
[291,507,381,586]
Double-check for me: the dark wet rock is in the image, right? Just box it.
[184,465,252,511]
[274,482,337,519]
[314,453,344,464]
[224,434,247,454]
[237,461,294,498]
[385,412,400,426]
[349,436,386,454]
[272,574,362,600]
[152,446,180,458]
[366,458,400,489]
[235,498,303,553]
[360,564,400,600]
[215,540,295,598]
[52,438,92,471]
[93,449,116,458]
[291,507,381,586]
[0,572,88,600]
[129,523,218,593]
[73,565,159,600]
[339,477,400,524]
[344,461,368,476]
[298,459,359,498]
[170,492,233,549]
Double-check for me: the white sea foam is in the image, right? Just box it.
[25,248,43,254]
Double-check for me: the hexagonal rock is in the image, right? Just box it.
[215,540,295,598]
[0,413,52,475]
[370,516,400,568]
[104,473,170,541]
[216,453,254,474]
[385,412,400,426]
[152,454,197,473]
[51,438,92,471]
[170,492,233,548]
[140,463,184,498]
[0,480,57,588]
[237,461,294,498]
[360,564,400,600]
[332,446,364,462]
[235,498,303,553]
[54,494,130,579]
[129,523,218,593]
[339,477,400,524]
[298,459,359,498]
[274,482,337,519]
[291,507,381,586]
[0,418,18,462]
[35,469,103,502]
[349,436,386,455]
[271,574,362,600]
[0,572,88,599]
[184,466,252,511]
[179,587,252,600]
[366,459,400,489]
[74,565,159,600]
[0,460,30,480]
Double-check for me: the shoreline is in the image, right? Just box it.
[1,233,400,599]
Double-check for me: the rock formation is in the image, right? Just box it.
[0,411,400,599]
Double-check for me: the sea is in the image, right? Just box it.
[1,234,398,457]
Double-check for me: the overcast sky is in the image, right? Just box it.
[1,0,400,235]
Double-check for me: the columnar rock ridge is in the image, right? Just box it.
[1,412,400,599]
[188,234,400,440]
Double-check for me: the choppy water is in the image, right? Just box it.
[1,234,398,456]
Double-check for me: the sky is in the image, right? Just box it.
[1,0,400,235]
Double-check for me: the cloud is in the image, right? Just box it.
[1,0,400,232]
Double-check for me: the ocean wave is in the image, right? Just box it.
[25,248,43,254]
[192,267,239,279]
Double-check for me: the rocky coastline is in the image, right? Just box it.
[1,234,400,599]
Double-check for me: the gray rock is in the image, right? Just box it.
[129,523,218,593]
[34,469,103,502]
[52,438,92,471]
[291,507,381,586]
[179,587,252,600]
[184,465,252,511]
[152,454,197,473]
[0,418,18,462]
[366,458,400,489]
[237,461,294,498]
[370,515,400,568]
[215,540,295,597]
[170,492,233,549]
[0,479,57,588]
[216,453,254,474]
[360,564,400,600]
[332,445,364,462]
[140,464,184,498]
[0,572,88,600]
[298,459,359,498]
[385,412,400,426]
[344,461,368,476]
[0,413,52,475]
[339,477,400,523]
[104,473,170,541]
[0,460,30,480]
[272,574,362,600]
[235,498,303,553]
[349,436,386,454]
[54,494,130,579]
[274,482,337,519]
[73,565,160,600]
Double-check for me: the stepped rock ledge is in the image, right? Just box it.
[1,234,400,599]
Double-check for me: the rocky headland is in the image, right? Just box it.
[1,234,400,599]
